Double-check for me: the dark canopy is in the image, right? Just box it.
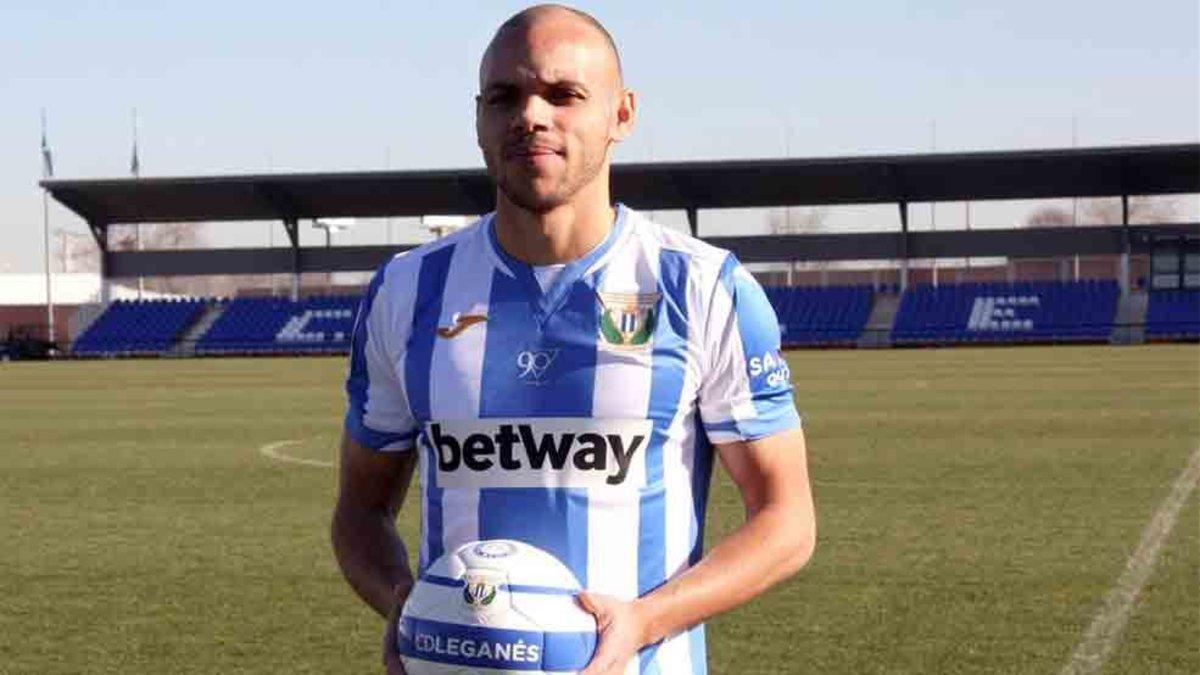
[42,144,1200,226]
[36,143,1200,281]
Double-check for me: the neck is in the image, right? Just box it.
[493,178,615,265]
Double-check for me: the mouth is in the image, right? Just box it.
[504,143,564,161]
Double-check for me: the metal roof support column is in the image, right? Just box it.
[1120,194,1131,295]
[283,217,300,301]
[42,188,55,344]
[899,200,909,292]
[686,207,699,238]
[88,220,112,305]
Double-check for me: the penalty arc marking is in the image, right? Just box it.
[257,439,335,469]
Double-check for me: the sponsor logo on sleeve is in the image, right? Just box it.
[748,349,791,389]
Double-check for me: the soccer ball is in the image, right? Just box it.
[398,540,598,674]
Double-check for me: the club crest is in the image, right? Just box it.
[453,564,501,612]
[463,580,497,608]
[597,292,660,349]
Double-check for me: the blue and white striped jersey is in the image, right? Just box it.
[346,205,800,675]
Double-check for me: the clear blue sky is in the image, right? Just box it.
[2,0,1197,272]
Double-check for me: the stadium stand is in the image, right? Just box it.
[764,285,874,346]
[195,296,358,355]
[69,280,1188,356]
[72,298,206,355]
[891,280,1120,345]
[1146,289,1200,340]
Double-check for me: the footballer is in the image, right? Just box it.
[331,5,816,674]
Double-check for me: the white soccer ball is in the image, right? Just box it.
[398,540,598,674]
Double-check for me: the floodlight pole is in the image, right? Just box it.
[312,219,350,294]
[929,120,938,289]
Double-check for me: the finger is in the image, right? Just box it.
[578,629,627,675]
[576,591,611,622]
[579,647,621,675]
[576,591,597,614]
[383,636,405,675]
[382,619,402,671]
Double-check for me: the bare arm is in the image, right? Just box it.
[638,426,815,639]
[580,426,815,674]
[330,431,419,617]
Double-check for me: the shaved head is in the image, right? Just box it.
[475,3,635,216]
[482,4,623,87]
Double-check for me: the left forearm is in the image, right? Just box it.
[634,500,815,645]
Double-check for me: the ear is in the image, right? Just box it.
[611,89,636,143]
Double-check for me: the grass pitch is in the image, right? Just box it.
[1,345,1196,674]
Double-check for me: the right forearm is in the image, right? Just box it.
[331,506,413,617]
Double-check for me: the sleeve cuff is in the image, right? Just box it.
[703,406,802,445]
[344,411,418,452]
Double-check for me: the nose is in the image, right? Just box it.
[512,93,552,134]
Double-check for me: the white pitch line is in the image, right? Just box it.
[1060,445,1200,675]
[257,439,335,468]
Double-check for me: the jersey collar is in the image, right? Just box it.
[485,205,630,321]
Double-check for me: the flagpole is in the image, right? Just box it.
[930,119,938,288]
[41,108,55,347]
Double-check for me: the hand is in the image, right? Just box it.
[382,599,406,675]
[577,591,651,675]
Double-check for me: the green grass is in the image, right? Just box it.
[1,345,1196,674]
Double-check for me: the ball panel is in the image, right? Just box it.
[400,539,598,675]
[508,593,596,633]
[397,659,554,675]
[398,617,594,672]
[455,540,581,590]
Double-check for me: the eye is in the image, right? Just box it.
[547,87,583,105]
[483,89,517,107]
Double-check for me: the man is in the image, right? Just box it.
[331,5,816,674]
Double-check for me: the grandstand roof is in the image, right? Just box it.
[42,144,1200,226]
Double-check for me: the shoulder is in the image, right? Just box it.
[621,207,734,284]
[622,208,775,315]
[624,208,730,267]
[361,216,488,333]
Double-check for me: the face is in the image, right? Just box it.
[476,15,634,213]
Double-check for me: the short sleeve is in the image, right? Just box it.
[697,254,801,444]
[344,263,418,452]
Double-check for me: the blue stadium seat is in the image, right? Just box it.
[1146,289,1200,340]
[196,295,359,355]
[72,298,206,356]
[890,281,1119,345]
[762,285,874,347]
